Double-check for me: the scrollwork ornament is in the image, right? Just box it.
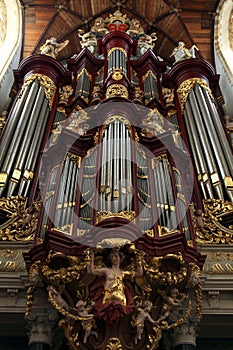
[147,328,162,350]
[59,319,79,350]
[193,199,233,244]
[96,210,136,223]
[106,337,123,350]
[106,84,128,99]
[0,197,40,241]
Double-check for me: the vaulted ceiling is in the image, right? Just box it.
[20,0,220,66]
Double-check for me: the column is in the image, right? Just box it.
[172,319,198,350]
[26,288,60,350]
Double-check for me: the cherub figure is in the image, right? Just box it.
[194,208,212,236]
[156,288,187,324]
[75,300,98,344]
[170,41,199,63]
[131,300,157,344]
[40,37,69,58]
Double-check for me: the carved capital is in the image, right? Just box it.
[172,319,199,347]
[27,307,59,346]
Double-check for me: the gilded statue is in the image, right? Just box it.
[131,300,157,344]
[170,41,199,63]
[87,248,143,323]
[40,37,69,58]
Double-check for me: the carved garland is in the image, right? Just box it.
[24,74,57,110]
[177,78,214,111]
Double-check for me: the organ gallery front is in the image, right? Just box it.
[0,9,233,350]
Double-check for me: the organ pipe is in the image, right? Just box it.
[0,80,40,196]
[18,97,50,197]
[99,120,133,213]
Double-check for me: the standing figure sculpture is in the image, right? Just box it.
[87,249,143,323]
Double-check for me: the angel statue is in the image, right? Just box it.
[40,37,69,59]
[87,248,143,323]
[170,41,199,63]
[131,300,157,344]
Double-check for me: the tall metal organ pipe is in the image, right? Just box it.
[100,120,132,212]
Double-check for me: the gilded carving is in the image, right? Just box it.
[67,152,81,167]
[106,338,123,350]
[107,47,127,57]
[0,196,41,241]
[24,74,56,110]
[78,28,98,54]
[177,78,214,111]
[202,251,233,274]
[0,248,26,272]
[107,10,129,26]
[27,246,202,350]
[106,84,128,99]
[58,85,73,105]
[76,68,92,81]
[142,69,157,83]
[112,68,123,81]
[96,210,136,223]
[193,199,233,244]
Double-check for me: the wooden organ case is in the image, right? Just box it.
[1,10,233,350]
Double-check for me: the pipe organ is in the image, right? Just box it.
[1,9,233,350]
